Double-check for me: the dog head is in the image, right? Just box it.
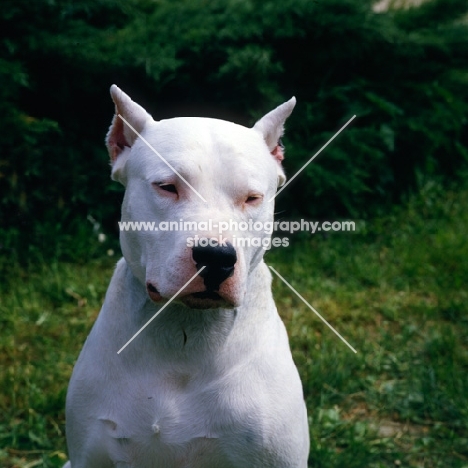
[106,85,295,309]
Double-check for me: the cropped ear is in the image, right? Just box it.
[253,97,296,187]
[106,85,152,163]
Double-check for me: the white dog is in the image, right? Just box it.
[63,86,309,467]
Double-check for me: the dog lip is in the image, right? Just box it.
[146,282,163,302]
[191,291,222,300]
[147,283,158,293]
[180,290,235,309]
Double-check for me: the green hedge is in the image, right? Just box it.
[1,0,467,261]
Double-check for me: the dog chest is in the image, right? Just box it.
[99,375,287,468]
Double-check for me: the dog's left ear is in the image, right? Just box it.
[253,97,296,187]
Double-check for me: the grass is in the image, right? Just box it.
[1,179,468,467]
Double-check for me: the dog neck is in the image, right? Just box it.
[101,258,275,366]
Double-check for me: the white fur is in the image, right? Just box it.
[64,86,309,467]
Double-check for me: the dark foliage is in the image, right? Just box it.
[1,0,467,261]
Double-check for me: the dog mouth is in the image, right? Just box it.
[180,290,233,309]
[191,291,222,300]
[146,284,235,309]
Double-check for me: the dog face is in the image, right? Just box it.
[106,86,295,309]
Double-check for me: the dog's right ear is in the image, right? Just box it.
[106,85,152,184]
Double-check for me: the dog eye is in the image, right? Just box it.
[153,183,178,195]
[245,194,263,205]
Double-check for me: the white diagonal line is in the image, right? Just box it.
[268,265,357,354]
[117,266,206,354]
[118,114,207,203]
[269,115,356,202]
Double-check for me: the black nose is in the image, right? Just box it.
[192,241,237,291]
